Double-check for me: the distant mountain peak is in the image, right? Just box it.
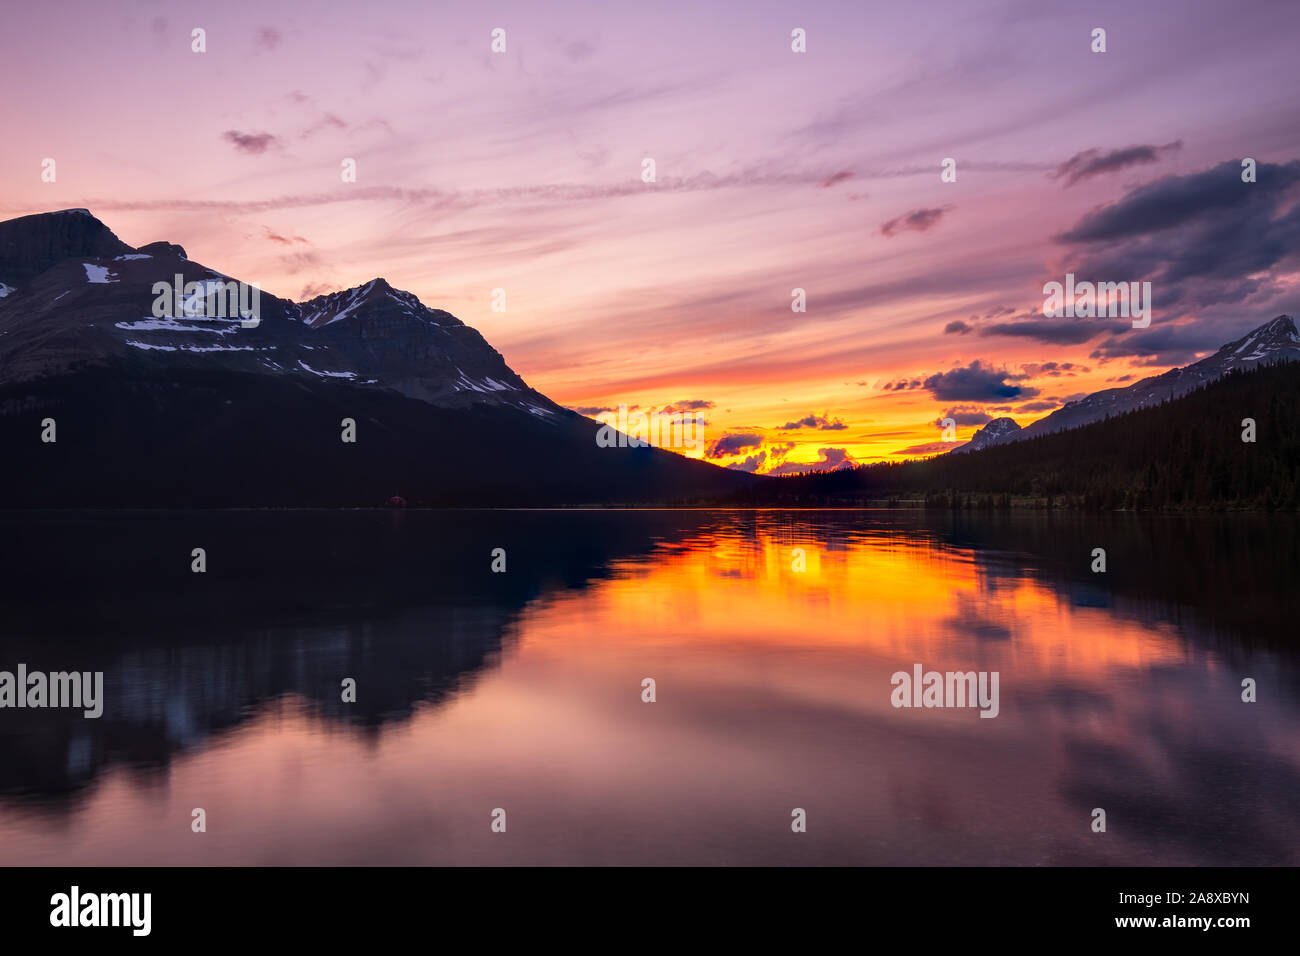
[951,416,1021,454]
[295,277,440,329]
[1215,314,1299,358]
[0,208,133,284]
[136,240,187,259]
[958,313,1300,454]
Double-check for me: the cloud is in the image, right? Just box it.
[298,282,339,300]
[659,399,714,413]
[278,250,323,275]
[934,406,991,427]
[880,205,953,238]
[1020,361,1089,377]
[54,163,868,216]
[1053,159,1300,320]
[895,440,961,456]
[301,114,348,139]
[923,361,1039,402]
[705,433,763,458]
[766,447,858,475]
[256,27,283,50]
[819,170,854,188]
[766,442,796,462]
[1013,400,1059,413]
[882,378,922,391]
[1058,159,1300,245]
[1088,322,1236,365]
[778,414,847,431]
[263,227,309,245]
[563,36,599,62]
[570,405,614,416]
[223,130,280,155]
[944,319,973,334]
[1050,141,1182,187]
[981,318,1127,345]
[727,452,767,473]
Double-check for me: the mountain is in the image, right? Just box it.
[0,208,133,287]
[950,416,1021,453]
[0,210,752,507]
[968,315,1300,449]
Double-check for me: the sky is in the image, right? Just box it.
[2,0,1299,472]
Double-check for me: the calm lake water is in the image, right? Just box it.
[0,509,1296,866]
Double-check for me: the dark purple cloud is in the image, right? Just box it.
[880,205,953,238]
[1050,141,1182,187]
[779,414,847,431]
[223,130,280,155]
[981,318,1128,345]
[1020,361,1089,377]
[1054,159,1300,322]
[882,378,922,391]
[934,407,991,427]
[1088,321,1243,365]
[706,433,763,458]
[263,227,309,245]
[923,361,1038,402]
[660,399,714,413]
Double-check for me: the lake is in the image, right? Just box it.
[0,509,1296,865]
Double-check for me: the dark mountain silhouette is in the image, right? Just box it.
[0,208,134,285]
[0,210,751,506]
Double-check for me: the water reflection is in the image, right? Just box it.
[0,510,1295,864]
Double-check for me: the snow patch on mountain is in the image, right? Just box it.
[298,359,358,380]
[115,316,240,335]
[83,263,118,283]
[127,341,262,353]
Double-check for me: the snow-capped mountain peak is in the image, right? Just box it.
[1215,314,1299,364]
[295,278,443,328]
[0,209,560,418]
[957,314,1300,452]
[950,416,1022,454]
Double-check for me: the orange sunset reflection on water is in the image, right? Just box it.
[0,511,1296,866]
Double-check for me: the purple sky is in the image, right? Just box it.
[2,0,1299,467]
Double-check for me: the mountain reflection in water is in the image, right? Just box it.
[0,509,1295,865]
